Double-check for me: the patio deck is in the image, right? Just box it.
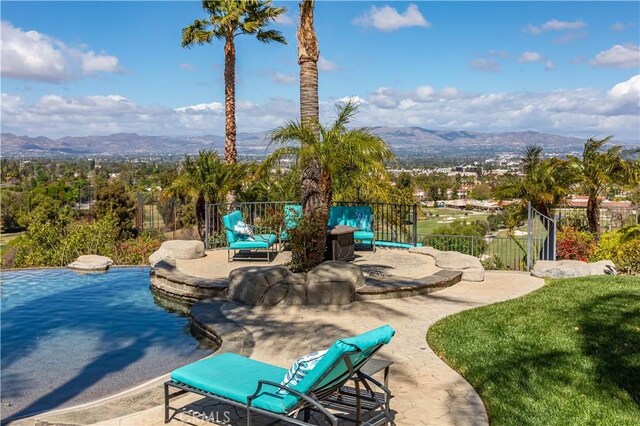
[17,271,544,426]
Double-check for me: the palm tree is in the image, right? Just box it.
[182,0,286,165]
[269,101,394,214]
[568,136,639,239]
[168,150,247,238]
[496,145,576,226]
[296,0,322,216]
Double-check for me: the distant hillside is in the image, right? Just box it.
[1,128,635,158]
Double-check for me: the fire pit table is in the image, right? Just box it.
[325,225,358,261]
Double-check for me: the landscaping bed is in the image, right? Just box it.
[428,275,640,425]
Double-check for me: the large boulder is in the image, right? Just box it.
[306,261,364,305]
[149,240,205,266]
[434,251,485,282]
[68,255,113,271]
[532,259,617,278]
[409,246,485,281]
[228,266,291,306]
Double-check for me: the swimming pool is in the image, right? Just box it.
[1,267,212,421]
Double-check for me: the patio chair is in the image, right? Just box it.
[164,325,396,425]
[329,206,376,251]
[280,204,302,242]
[223,210,278,262]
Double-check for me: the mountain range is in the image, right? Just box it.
[1,128,634,158]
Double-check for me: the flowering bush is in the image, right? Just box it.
[556,226,595,261]
[591,225,640,274]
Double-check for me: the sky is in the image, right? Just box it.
[1,1,639,142]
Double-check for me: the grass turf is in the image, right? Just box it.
[427,276,640,425]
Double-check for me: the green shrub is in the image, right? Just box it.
[288,210,327,272]
[591,225,640,274]
[556,226,595,261]
[114,232,164,265]
[482,255,509,270]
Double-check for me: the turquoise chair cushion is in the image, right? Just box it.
[284,205,302,230]
[354,230,374,241]
[282,325,395,409]
[229,234,277,249]
[171,353,289,414]
[223,211,243,245]
[328,206,343,227]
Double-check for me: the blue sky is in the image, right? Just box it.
[1,1,639,141]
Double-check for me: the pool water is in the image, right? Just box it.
[0,267,212,421]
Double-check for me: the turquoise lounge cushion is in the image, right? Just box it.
[282,324,395,410]
[223,211,243,245]
[354,230,374,241]
[229,233,277,249]
[284,205,302,229]
[171,353,289,413]
[328,206,343,227]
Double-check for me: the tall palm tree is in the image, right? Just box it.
[268,100,394,216]
[168,150,247,238]
[496,145,577,226]
[568,136,639,239]
[182,0,286,165]
[297,0,322,216]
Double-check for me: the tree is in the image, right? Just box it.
[568,136,640,239]
[495,145,576,226]
[268,101,394,268]
[182,0,286,165]
[169,150,247,238]
[297,0,324,216]
[93,180,136,239]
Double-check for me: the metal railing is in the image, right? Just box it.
[204,201,419,249]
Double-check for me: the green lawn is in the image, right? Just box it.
[428,276,640,425]
[418,208,491,235]
[0,232,23,256]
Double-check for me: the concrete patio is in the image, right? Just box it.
[21,269,544,426]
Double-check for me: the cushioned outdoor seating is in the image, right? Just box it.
[329,205,376,251]
[223,210,278,262]
[281,204,302,242]
[164,325,396,425]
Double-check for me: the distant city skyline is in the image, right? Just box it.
[1,1,639,141]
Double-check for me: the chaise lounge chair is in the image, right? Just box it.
[164,325,395,425]
[223,210,278,262]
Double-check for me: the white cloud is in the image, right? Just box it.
[524,19,587,35]
[353,4,430,32]
[590,44,640,69]
[271,71,296,85]
[545,60,556,71]
[180,63,197,71]
[469,58,501,73]
[0,21,121,83]
[609,74,640,99]
[274,14,294,25]
[318,56,338,72]
[518,51,543,63]
[80,50,120,74]
[2,77,639,141]
[414,85,435,101]
[611,22,626,32]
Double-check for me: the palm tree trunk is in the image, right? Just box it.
[224,36,237,205]
[587,194,600,240]
[224,36,237,165]
[298,0,321,216]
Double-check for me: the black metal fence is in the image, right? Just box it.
[135,192,198,239]
[204,201,419,249]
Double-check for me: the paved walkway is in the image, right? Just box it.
[88,271,543,426]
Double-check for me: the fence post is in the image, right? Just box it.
[527,201,532,271]
[205,203,210,250]
[413,204,418,246]
[136,192,144,232]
